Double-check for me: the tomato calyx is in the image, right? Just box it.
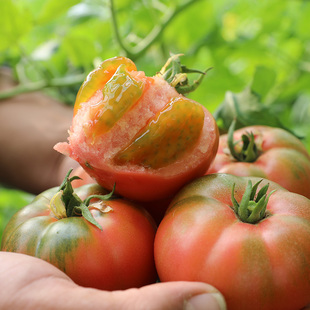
[227,120,262,162]
[49,169,115,230]
[156,53,212,94]
[231,179,275,224]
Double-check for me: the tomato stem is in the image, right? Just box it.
[231,179,275,224]
[49,169,116,230]
[84,184,116,206]
[227,120,261,162]
[157,53,212,94]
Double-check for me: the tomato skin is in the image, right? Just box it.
[1,184,157,290]
[154,173,310,310]
[71,166,96,188]
[206,125,310,199]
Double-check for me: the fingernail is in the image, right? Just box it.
[184,292,226,310]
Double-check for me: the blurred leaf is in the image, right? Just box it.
[296,4,310,40]
[214,87,300,137]
[31,40,59,61]
[62,33,98,68]
[251,66,276,100]
[291,94,310,126]
[37,0,82,24]
[0,0,33,51]
[291,94,310,152]
[0,188,34,241]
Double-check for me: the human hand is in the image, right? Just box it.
[0,68,77,194]
[0,251,226,310]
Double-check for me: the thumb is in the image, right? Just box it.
[0,252,226,310]
[96,281,227,310]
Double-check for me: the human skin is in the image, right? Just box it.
[0,251,226,310]
[0,68,78,194]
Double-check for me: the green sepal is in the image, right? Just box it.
[238,180,253,220]
[84,183,116,206]
[59,169,81,192]
[227,119,261,162]
[59,169,84,217]
[213,86,301,138]
[232,179,276,224]
[158,53,212,95]
[231,183,239,213]
[74,203,103,231]
[52,170,116,230]
[250,179,263,200]
[255,183,269,202]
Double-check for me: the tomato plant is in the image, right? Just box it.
[54,55,219,202]
[206,121,310,199]
[154,173,310,310]
[1,171,157,290]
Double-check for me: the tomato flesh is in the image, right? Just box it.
[84,64,145,140]
[114,97,204,169]
[74,56,137,114]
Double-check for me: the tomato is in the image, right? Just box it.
[70,165,171,224]
[71,165,96,188]
[54,55,219,202]
[136,196,173,226]
[154,173,310,310]
[1,171,157,290]
[206,122,310,198]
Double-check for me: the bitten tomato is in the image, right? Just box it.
[154,173,310,310]
[206,122,310,198]
[54,55,219,202]
[1,171,157,290]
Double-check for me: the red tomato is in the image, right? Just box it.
[71,165,96,188]
[154,173,310,310]
[206,123,310,198]
[55,56,219,202]
[136,196,173,225]
[71,165,171,224]
[1,172,157,290]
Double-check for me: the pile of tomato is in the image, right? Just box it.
[2,56,310,310]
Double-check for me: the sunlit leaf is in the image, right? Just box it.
[0,187,34,241]
[37,0,82,24]
[0,0,33,51]
[214,87,301,138]
[251,66,276,100]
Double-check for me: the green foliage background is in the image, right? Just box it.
[1,0,310,238]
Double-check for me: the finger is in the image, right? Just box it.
[103,281,227,310]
